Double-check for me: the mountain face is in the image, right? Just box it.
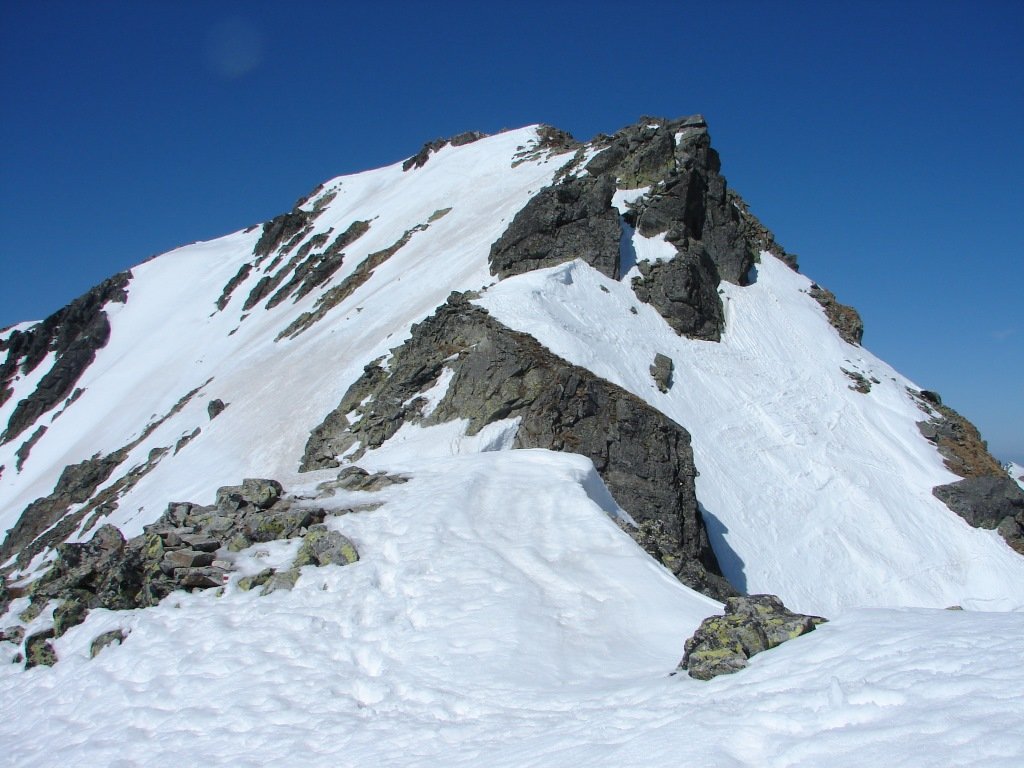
[1,117,1023,763]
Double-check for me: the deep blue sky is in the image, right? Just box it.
[2,1,1021,462]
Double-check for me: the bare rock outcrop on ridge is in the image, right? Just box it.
[301,293,734,600]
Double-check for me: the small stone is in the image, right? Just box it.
[207,399,227,419]
[162,549,216,570]
[90,629,127,658]
[237,568,275,592]
[0,626,25,645]
[650,353,673,393]
[259,569,300,595]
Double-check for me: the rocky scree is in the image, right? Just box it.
[3,477,367,668]
[912,389,1024,554]
[680,594,826,680]
[301,294,733,600]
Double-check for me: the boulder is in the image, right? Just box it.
[24,629,57,669]
[680,594,826,680]
[650,353,674,393]
[294,526,359,568]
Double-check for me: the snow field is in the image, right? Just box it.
[2,450,1021,767]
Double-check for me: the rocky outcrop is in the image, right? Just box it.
[631,247,724,341]
[913,389,1024,554]
[2,381,214,573]
[809,284,864,345]
[253,210,312,261]
[1,271,131,445]
[595,115,793,285]
[13,477,360,666]
[679,594,826,680]
[403,131,487,171]
[264,220,371,310]
[489,174,622,279]
[300,295,732,599]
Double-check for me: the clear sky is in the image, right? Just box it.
[1,1,1021,463]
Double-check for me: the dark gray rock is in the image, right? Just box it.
[215,263,252,310]
[403,132,487,171]
[89,628,126,658]
[207,399,227,419]
[631,247,724,341]
[933,476,1024,529]
[300,297,729,598]
[253,210,312,260]
[680,594,826,680]
[489,174,622,279]
[15,425,47,471]
[1,271,131,445]
[650,353,674,393]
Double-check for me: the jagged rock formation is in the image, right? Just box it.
[680,594,826,680]
[489,174,621,279]
[301,294,733,599]
[912,389,1024,553]
[650,353,674,393]
[490,115,795,343]
[1,272,131,445]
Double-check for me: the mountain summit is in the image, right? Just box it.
[1,117,1022,766]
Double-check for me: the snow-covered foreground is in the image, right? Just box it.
[2,451,1020,767]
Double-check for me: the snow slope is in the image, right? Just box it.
[0,127,569,548]
[477,255,1024,614]
[2,452,1020,768]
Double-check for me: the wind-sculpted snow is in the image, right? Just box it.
[1,453,1021,767]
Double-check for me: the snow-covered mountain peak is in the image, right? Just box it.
[1,115,1023,766]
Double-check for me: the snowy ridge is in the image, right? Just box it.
[0,126,569,547]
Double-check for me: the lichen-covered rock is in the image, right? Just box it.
[301,297,729,598]
[680,594,826,680]
[259,568,300,595]
[24,630,57,669]
[217,479,283,511]
[89,628,126,658]
[294,526,359,568]
[489,174,622,279]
